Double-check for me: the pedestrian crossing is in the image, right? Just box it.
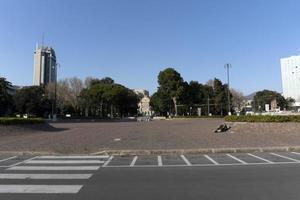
[0,152,300,195]
[0,155,109,194]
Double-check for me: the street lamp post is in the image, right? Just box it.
[52,63,59,121]
[224,63,232,115]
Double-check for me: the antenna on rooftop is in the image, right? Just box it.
[41,32,45,48]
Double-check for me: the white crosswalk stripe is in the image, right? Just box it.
[25,160,104,164]
[0,185,83,194]
[0,155,110,194]
[0,173,92,179]
[7,166,100,171]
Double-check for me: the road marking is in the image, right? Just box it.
[247,153,273,163]
[25,160,103,164]
[204,155,219,165]
[157,156,163,166]
[38,155,109,159]
[180,155,192,166]
[0,185,83,193]
[291,152,300,156]
[7,166,100,171]
[0,156,17,163]
[0,173,92,179]
[102,156,114,167]
[130,156,138,167]
[7,156,39,168]
[270,153,300,162]
[102,161,300,168]
[226,154,247,164]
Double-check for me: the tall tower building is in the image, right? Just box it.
[33,44,57,86]
[280,54,300,106]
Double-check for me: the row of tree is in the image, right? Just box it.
[0,76,139,118]
[150,68,233,116]
[0,68,296,118]
[149,68,295,116]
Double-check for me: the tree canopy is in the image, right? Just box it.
[0,77,14,116]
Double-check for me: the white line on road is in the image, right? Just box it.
[102,161,300,168]
[0,156,17,163]
[0,173,92,179]
[130,156,138,167]
[247,153,273,163]
[226,154,247,164]
[7,156,39,168]
[102,156,114,167]
[0,185,83,193]
[25,160,103,164]
[157,156,163,166]
[291,152,300,156]
[180,155,192,166]
[7,166,100,171]
[38,155,109,159]
[204,155,219,165]
[270,153,300,162]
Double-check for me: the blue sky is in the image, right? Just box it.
[1,0,300,95]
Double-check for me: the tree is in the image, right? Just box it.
[157,68,184,116]
[253,90,287,111]
[46,77,84,116]
[80,79,138,118]
[0,77,14,116]
[212,78,230,115]
[230,89,245,112]
[14,86,51,117]
[150,91,171,116]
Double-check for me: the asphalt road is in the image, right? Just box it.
[0,153,300,199]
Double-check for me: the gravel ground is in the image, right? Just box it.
[0,118,300,154]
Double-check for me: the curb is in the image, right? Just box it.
[1,146,300,156]
[91,146,300,156]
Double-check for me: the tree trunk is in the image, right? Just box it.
[172,97,177,116]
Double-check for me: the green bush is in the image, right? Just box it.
[173,115,223,119]
[0,117,45,125]
[224,115,300,122]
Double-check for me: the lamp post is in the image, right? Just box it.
[224,63,232,115]
[52,63,60,121]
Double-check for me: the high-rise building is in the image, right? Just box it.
[33,44,57,86]
[280,54,300,106]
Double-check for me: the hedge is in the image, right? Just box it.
[173,115,223,119]
[0,118,45,125]
[224,115,300,122]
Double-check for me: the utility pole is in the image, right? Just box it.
[207,96,210,116]
[224,63,232,115]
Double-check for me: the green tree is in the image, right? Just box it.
[157,68,184,116]
[253,90,288,111]
[80,79,138,117]
[212,78,231,115]
[150,91,172,116]
[0,77,14,116]
[14,86,51,117]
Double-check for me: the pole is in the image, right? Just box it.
[224,64,231,115]
[207,96,210,116]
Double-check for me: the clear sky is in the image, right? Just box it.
[1,0,300,95]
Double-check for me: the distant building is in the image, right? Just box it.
[280,55,300,106]
[33,44,57,86]
[133,89,152,115]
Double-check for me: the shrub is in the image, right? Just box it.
[0,117,45,125]
[224,115,300,122]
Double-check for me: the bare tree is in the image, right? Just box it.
[230,88,245,112]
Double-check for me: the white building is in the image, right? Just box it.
[280,54,300,106]
[33,44,57,86]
